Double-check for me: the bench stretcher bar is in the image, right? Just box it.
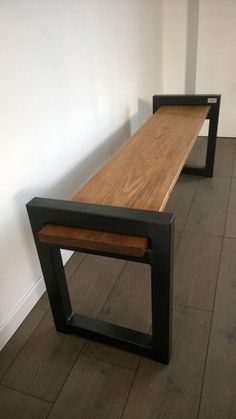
[26,94,220,364]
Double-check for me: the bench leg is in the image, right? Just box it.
[36,245,73,332]
[26,205,73,331]
[26,198,174,364]
[153,94,221,178]
[182,107,219,177]
[151,222,174,364]
[204,110,219,177]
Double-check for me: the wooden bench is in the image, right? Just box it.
[27,94,220,364]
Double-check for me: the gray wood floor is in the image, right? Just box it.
[1,138,236,419]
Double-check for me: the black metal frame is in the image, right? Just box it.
[153,94,221,177]
[26,94,220,364]
[27,198,174,363]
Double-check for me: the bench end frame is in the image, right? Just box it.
[153,94,221,177]
[26,197,174,364]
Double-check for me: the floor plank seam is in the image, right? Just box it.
[196,235,225,419]
[183,175,232,238]
[45,257,128,418]
[223,175,234,238]
[231,143,236,175]
[173,302,212,313]
[83,352,139,372]
[44,340,86,419]
[66,253,87,284]
[174,229,184,254]
[177,173,200,238]
[172,174,201,253]
[96,260,127,322]
[183,231,225,238]
[212,174,234,179]
[0,307,48,384]
[120,356,143,419]
[223,235,236,241]
[0,382,53,405]
[36,253,87,311]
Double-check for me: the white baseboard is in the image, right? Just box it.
[0,250,73,351]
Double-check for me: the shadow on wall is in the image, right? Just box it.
[13,98,153,279]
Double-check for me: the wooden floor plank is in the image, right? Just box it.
[122,305,211,419]
[214,138,236,177]
[187,137,236,177]
[185,177,230,236]
[232,152,236,177]
[1,255,124,402]
[48,355,134,419]
[187,136,206,168]
[36,291,50,312]
[225,178,236,238]
[36,251,86,311]
[68,255,125,315]
[165,174,199,232]
[2,131,235,419]
[199,238,236,419]
[64,251,86,279]
[174,230,182,252]
[0,385,51,419]
[174,232,222,311]
[1,312,84,402]
[84,261,151,369]
[84,229,181,369]
[98,262,151,332]
[0,307,45,380]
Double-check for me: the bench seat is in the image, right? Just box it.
[39,104,209,256]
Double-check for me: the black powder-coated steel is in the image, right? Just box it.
[26,198,174,364]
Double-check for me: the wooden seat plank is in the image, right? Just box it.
[39,105,209,257]
[38,225,148,257]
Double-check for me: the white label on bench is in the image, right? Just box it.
[207,98,217,103]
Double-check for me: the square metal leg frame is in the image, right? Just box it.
[27,95,220,364]
[27,198,174,364]
[153,94,221,177]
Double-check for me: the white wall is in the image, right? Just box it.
[162,0,188,93]
[162,0,236,137]
[185,0,199,94]
[0,0,163,349]
[196,0,236,137]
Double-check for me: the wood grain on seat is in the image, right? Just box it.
[38,105,209,256]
